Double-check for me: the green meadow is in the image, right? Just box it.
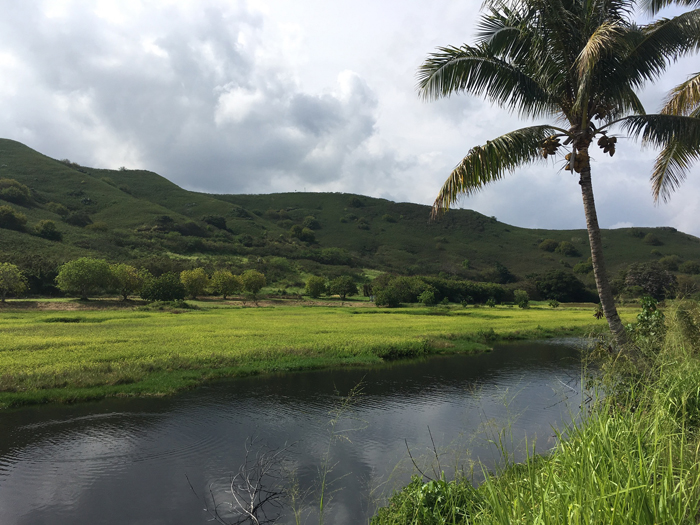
[0,302,632,409]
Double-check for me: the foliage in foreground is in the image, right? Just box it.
[372,301,700,524]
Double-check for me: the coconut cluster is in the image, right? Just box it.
[597,134,617,156]
[540,135,561,158]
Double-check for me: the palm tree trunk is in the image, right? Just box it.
[579,166,627,345]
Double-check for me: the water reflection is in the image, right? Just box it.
[0,340,584,524]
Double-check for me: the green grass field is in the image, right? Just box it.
[0,302,635,409]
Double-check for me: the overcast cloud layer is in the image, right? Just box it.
[0,0,698,236]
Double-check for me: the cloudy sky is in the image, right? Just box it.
[0,0,698,236]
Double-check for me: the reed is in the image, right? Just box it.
[372,300,700,524]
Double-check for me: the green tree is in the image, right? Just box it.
[180,268,209,299]
[535,270,591,302]
[211,270,242,299]
[329,275,358,300]
[56,257,112,300]
[0,262,27,302]
[140,272,186,302]
[305,275,327,298]
[419,0,700,344]
[110,263,148,300]
[241,270,266,303]
[625,261,677,300]
[514,289,530,309]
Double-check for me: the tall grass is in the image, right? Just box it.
[372,300,700,524]
[0,305,617,408]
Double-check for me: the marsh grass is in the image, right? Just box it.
[372,301,700,524]
[0,304,620,408]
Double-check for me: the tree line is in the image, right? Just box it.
[0,258,267,303]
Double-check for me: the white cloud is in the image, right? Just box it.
[0,0,697,236]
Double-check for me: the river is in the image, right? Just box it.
[0,340,587,524]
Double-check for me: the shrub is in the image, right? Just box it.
[0,178,31,206]
[679,261,700,275]
[481,262,517,284]
[35,220,62,241]
[659,255,682,271]
[0,262,28,301]
[153,215,175,231]
[46,202,70,216]
[486,297,496,308]
[644,233,663,246]
[549,299,560,308]
[329,275,358,300]
[56,257,112,300]
[210,270,242,299]
[382,214,397,223]
[202,215,227,230]
[302,216,321,230]
[555,241,580,257]
[348,196,363,208]
[177,221,208,237]
[538,239,559,252]
[514,289,530,308]
[290,225,316,243]
[85,221,108,232]
[180,268,209,299]
[0,205,27,231]
[140,273,186,302]
[418,289,437,306]
[63,211,93,227]
[676,275,698,298]
[573,258,594,274]
[305,275,327,298]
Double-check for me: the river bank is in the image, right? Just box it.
[372,301,700,524]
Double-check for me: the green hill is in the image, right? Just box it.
[1,137,699,294]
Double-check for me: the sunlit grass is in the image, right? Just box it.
[0,303,632,408]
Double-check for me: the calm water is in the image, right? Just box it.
[0,340,586,524]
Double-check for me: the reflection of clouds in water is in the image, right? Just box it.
[0,423,140,522]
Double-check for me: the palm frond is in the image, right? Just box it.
[640,0,700,16]
[661,71,700,115]
[618,114,700,202]
[651,139,700,202]
[416,44,557,118]
[431,125,561,218]
[620,113,700,147]
[575,20,625,79]
[616,10,700,90]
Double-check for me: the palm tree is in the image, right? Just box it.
[419,0,700,344]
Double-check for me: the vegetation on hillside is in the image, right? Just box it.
[0,138,699,303]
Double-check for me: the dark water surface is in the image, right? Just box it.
[0,340,585,524]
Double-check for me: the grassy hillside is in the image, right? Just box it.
[1,137,699,291]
